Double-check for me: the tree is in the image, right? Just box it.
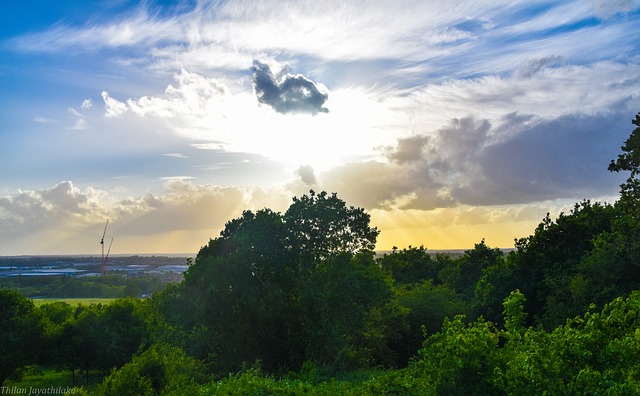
[177,191,385,374]
[185,208,295,372]
[123,283,141,298]
[392,280,464,365]
[37,302,77,382]
[284,190,379,265]
[378,245,448,286]
[495,291,640,394]
[98,298,153,370]
[575,112,640,312]
[474,256,520,326]
[507,201,617,327]
[414,314,502,395]
[439,239,503,300]
[0,289,44,385]
[608,112,640,211]
[64,299,154,382]
[298,252,392,372]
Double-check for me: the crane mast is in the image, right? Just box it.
[100,220,112,275]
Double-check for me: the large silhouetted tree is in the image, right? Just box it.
[284,190,379,265]
[175,191,385,373]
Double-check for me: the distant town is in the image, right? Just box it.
[0,254,193,282]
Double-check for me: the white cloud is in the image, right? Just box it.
[102,91,128,117]
[160,176,196,182]
[125,69,230,118]
[67,107,88,130]
[69,118,88,130]
[33,117,58,124]
[319,107,631,211]
[100,70,235,142]
[0,181,105,233]
[163,153,188,159]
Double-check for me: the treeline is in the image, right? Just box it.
[0,275,167,298]
[2,113,640,394]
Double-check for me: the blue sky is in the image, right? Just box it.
[0,0,638,255]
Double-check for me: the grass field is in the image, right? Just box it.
[4,365,103,393]
[32,297,116,307]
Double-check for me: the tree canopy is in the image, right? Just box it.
[172,190,385,373]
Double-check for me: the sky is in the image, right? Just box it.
[0,0,638,255]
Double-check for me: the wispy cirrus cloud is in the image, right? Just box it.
[163,153,188,159]
[10,0,637,80]
[7,7,183,53]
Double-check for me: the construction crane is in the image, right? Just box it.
[100,220,113,275]
[104,237,113,275]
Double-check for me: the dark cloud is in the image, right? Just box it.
[429,111,629,206]
[458,111,629,205]
[295,165,317,186]
[321,109,631,211]
[386,135,431,164]
[252,60,329,115]
[517,56,563,78]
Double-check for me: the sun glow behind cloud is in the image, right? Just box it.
[101,69,396,174]
[232,88,395,170]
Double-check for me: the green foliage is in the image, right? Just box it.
[439,239,503,300]
[494,291,640,395]
[415,315,502,395]
[299,252,391,372]
[33,297,157,385]
[0,289,45,385]
[200,367,420,396]
[501,290,527,341]
[609,112,640,211]
[123,282,142,298]
[474,257,519,326]
[392,280,464,365]
[507,200,618,328]
[95,343,207,396]
[378,245,446,286]
[285,190,380,264]
[174,191,387,374]
[204,368,313,395]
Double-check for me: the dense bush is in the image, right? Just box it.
[95,343,207,396]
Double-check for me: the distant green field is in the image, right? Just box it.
[32,297,116,307]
